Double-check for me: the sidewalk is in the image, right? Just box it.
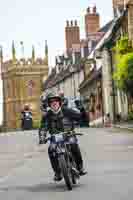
[113,121,133,132]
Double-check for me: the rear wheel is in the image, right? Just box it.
[59,155,72,191]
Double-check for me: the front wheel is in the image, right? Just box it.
[58,154,72,191]
[71,163,80,185]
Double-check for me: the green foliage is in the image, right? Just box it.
[33,120,41,129]
[0,125,3,132]
[116,36,130,54]
[113,36,132,54]
[113,36,133,96]
[80,57,87,65]
[127,112,133,120]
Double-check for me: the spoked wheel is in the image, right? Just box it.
[71,165,80,185]
[59,155,72,191]
[69,154,80,185]
[72,174,76,184]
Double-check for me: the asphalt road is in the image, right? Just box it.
[0,128,133,199]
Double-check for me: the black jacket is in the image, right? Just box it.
[45,107,81,134]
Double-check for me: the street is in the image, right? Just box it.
[0,128,133,199]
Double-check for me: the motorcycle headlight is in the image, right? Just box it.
[54,134,64,143]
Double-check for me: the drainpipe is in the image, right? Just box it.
[101,76,105,125]
[108,49,116,124]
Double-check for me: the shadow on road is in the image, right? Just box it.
[0,181,86,193]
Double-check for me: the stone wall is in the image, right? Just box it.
[2,63,48,130]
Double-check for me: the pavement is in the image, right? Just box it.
[113,121,133,132]
[0,128,133,199]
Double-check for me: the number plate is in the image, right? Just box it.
[55,134,64,143]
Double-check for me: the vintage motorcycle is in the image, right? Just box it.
[45,131,83,191]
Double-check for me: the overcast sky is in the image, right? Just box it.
[0,0,113,125]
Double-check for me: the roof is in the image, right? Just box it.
[79,9,129,93]
[79,68,102,91]
[99,10,127,50]
[43,20,114,91]
[86,20,114,58]
[43,64,84,90]
[98,20,113,33]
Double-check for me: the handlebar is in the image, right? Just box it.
[44,131,83,143]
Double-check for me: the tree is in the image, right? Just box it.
[113,36,133,97]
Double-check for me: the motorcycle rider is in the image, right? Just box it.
[41,92,87,181]
[21,104,32,130]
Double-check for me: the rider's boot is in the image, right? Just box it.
[78,168,87,176]
[54,173,62,181]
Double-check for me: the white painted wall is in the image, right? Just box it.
[102,48,114,120]
[45,70,84,99]
[117,89,128,118]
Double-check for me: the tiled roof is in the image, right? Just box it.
[79,68,102,91]
[44,20,113,91]
[99,10,127,50]
[98,20,113,33]
[43,64,83,90]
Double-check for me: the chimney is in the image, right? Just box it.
[65,20,80,54]
[93,5,97,13]
[75,20,77,26]
[87,6,90,13]
[0,46,3,64]
[85,5,100,37]
[66,20,69,27]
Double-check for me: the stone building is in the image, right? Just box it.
[113,0,130,16]
[44,5,102,101]
[0,41,49,130]
[79,21,113,126]
[44,61,84,99]
[98,0,133,123]
[100,0,133,122]
[79,0,133,125]
[44,19,84,98]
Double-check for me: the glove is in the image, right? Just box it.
[38,128,47,144]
